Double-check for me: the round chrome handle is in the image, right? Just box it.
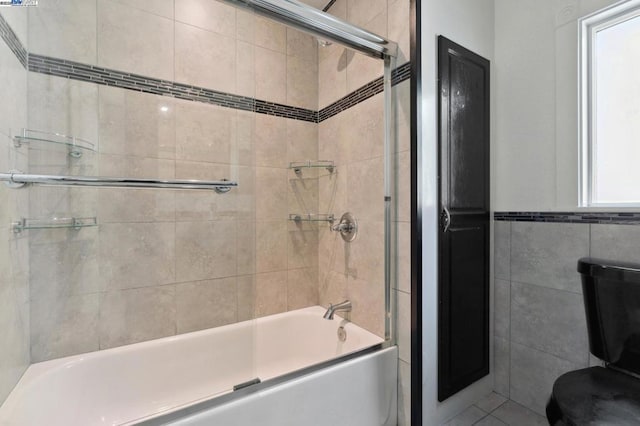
[331,212,358,242]
[442,206,451,233]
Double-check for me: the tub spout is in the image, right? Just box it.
[323,300,352,320]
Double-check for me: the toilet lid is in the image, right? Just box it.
[551,366,640,425]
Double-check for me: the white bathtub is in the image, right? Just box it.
[0,306,390,426]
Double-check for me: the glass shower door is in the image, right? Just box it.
[14,0,259,421]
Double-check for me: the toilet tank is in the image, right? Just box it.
[578,257,640,375]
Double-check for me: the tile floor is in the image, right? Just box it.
[442,393,548,426]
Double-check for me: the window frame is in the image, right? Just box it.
[579,0,640,207]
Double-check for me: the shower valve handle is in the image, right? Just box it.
[331,222,354,233]
[330,213,358,242]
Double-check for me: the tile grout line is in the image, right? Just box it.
[587,223,592,366]
[96,7,103,348]
[472,412,491,425]
[471,397,514,425]
[173,0,178,337]
[508,278,582,296]
[507,221,512,399]
[509,338,582,367]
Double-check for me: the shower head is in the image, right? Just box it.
[317,39,332,47]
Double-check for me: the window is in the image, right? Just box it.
[580,0,640,206]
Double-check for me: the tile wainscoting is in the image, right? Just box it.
[493,213,640,415]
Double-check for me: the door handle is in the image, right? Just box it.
[441,206,451,233]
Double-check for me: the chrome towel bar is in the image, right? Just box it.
[0,172,237,193]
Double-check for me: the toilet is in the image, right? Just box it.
[546,258,640,425]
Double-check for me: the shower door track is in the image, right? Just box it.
[137,341,392,425]
[225,0,398,58]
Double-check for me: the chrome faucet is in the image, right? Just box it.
[323,300,352,320]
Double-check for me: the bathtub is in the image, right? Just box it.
[0,306,396,426]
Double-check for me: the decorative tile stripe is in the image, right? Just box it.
[29,53,410,123]
[254,99,317,121]
[392,61,412,84]
[323,0,338,12]
[319,75,382,121]
[494,212,640,225]
[28,54,317,122]
[0,13,27,67]
[318,61,411,122]
[0,13,411,123]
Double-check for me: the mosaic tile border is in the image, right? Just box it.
[1,12,411,123]
[494,212,640,225]
[323,0,338,12]
[254,99,318,122]
[28,54,318,122]
[318,61,412,122]
[0,13,27,67]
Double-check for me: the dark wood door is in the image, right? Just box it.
[437,36,490,402]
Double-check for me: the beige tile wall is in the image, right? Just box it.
[317,86,410,337]
[26,0,319,363]
[318,0,410,109]
[0,9,30,405]
[28,0,318,110]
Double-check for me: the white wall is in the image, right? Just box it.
[494,0,621,211]
[420,0,495,424]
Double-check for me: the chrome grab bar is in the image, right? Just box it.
[0,172,237,193]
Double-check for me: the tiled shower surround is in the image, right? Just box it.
[20,0,330,361]
[0,0,411,421]
[493,218,640,415]
[0,9,29,405]
[317,1,412,425]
